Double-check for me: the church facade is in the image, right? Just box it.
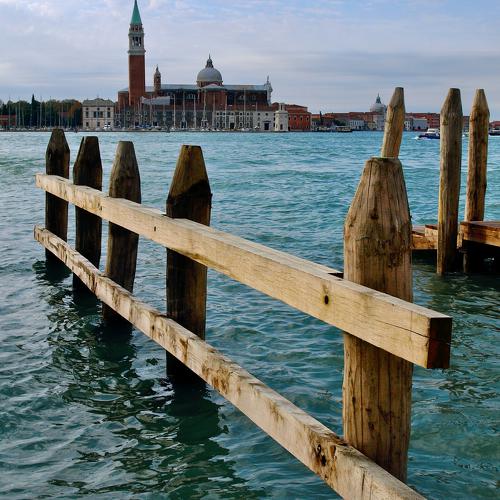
[117,0,276,130]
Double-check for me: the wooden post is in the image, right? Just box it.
[45,128,70,261]
[437,88,463,275]
[381,87,405,158]
[73,137,103,290]
[102,141,141,324]
[464,89,489,272]
[343,157,413,482]
[166,145,212,379]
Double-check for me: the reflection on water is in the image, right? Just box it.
[1,131,499,498]
[0,260,263,499]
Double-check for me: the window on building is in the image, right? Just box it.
[85,112,88,118]
[107,112,111,118]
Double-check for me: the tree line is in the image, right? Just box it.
[0,95,82,129]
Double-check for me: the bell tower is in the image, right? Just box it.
[128,0,146,108]
[154,66,161,95]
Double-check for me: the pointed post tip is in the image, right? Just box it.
[441,88,463,114]
[169,145,210,198]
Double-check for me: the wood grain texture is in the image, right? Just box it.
[45,128,70,261]
[464,90,489,272]
[381,87,405,158]
[73,136,103,290]
[343,157,413,482]
[34,225,425,500]
[102,141,141,324]
[438,89,463,274]
[166,145,212,378]
[460,221,499,247]
[465,89,489,222]
[35,173,452,368]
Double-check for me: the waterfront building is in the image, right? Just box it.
[274,103,289,132]
[117,1,282,130]
[82,98,115,130]
[286,104,311,131]
[404,116,428,131]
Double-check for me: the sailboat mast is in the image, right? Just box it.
[193,93,197,129]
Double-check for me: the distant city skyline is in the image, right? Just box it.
[0,0,499,117]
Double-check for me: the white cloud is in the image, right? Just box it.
[0,0,499,116]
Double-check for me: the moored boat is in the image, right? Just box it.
[418,128,440,139]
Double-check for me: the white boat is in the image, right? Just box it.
[418,128,440,139]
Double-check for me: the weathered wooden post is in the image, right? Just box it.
[45,129,70,261]
[102,141,141,324]
[73,137,103,290]
[437,88,463,274]
[166,145,212,379]
[343,157,413,482]
[463,89,489,272]
[381,87,405,158]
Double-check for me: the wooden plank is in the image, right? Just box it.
[343,157,413,481]
[35,173,452,369]
[34,226,425,500]
[411,226,436,250]
[460,221,500,247]
[437,88,463,274]
[413,222,499,250]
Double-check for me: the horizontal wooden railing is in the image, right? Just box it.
[36,173,451,369]
[35,109,454,499]
[35,225,423,500]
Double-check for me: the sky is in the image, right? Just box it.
[0,0,499,116]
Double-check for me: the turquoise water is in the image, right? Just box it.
[0,131,498,499]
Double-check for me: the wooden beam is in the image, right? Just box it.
[460,221,500,247]
[73,136,102,291]
[34,225,425,500]
[343,157,413,481]
[465,89,489,223]
[166,145,212,378]
[411,226,436,250]
[438,89,463,274]
[103,141,142,324]
[35,173,452,369]
[464,90,490,272]
[45,128,69,262]
[381,87,405,158]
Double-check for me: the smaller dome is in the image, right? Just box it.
[154,65,161,77]
[197,55,223,85]
[370,94,386,113]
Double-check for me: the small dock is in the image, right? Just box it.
[410,87,498,273]
[412,221,500,250]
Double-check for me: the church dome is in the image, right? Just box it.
[197,55,223,85]
[370,94,386,113]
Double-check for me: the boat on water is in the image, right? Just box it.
[489,129,500,136]
[417,128,440,139]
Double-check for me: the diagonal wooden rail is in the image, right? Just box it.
[35,173,451,369]
[35,225,424,500]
